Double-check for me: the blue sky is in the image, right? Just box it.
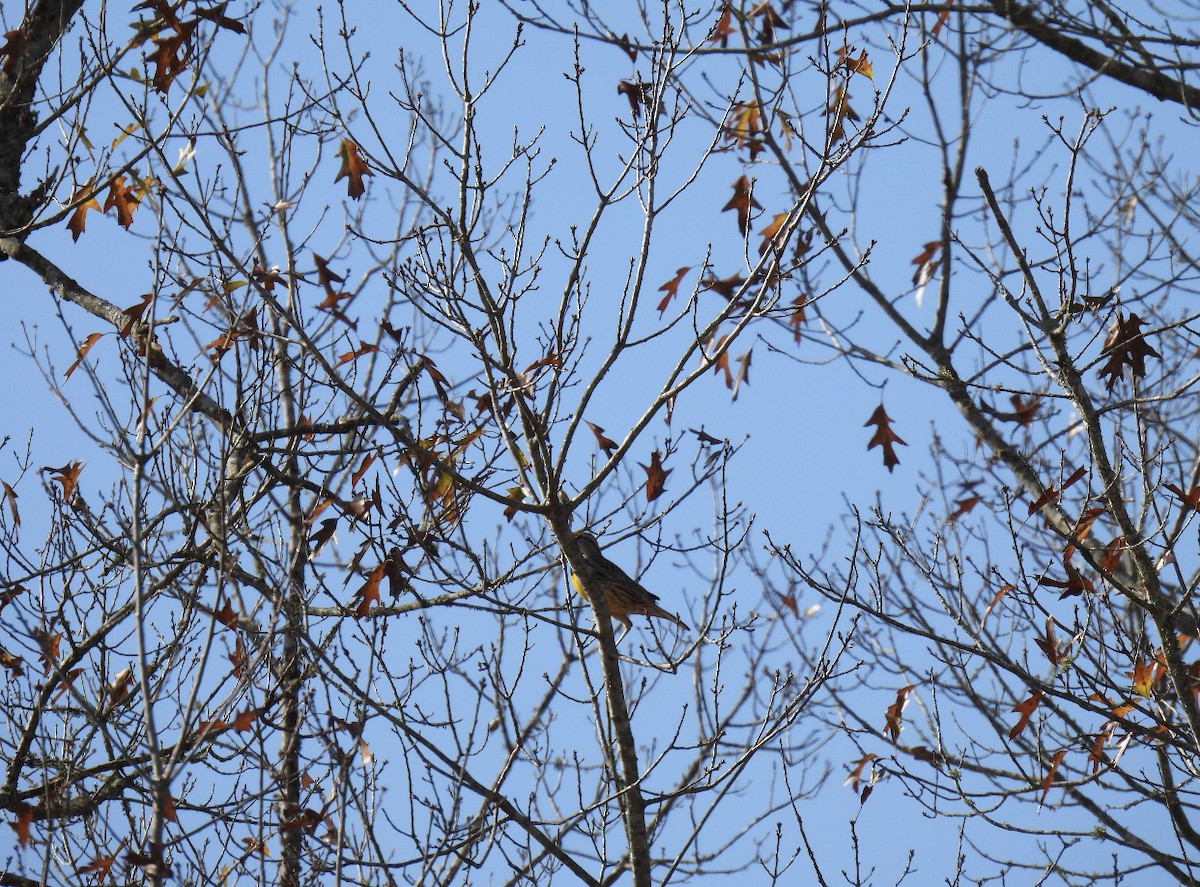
[2,2,1194,882]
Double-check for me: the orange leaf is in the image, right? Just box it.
[66,179,101,241]
[232,707,257,732]
[215,598,239,631]
[657,266,691,314]
[31,627,60,674]
[723,101,764,160]
[1128,658,1158,697]
[103,175,141,229]
[229,633,246,679]
[10,803,33,848]
[1039,749,1067,803]
[722,175,762,234]
[161,790,178,822]
[980,583,1012,628]
[334,341,379,367]
[355,562,386,617]
[640,449,670,502]
[51,667,83,702]
[1028,465,1087,515]
[1087,722,1117,774]
[788,294,808,343]
[910,240,941,285]
[65,333,105,380]
[883,684,917,740]
[1009,691,1042,739]
[335,139,372,199]
[836,45,874,79]
[105,666,134,709]
[1,480,18,527]
[864,404,906,473]
[843,752,878,793]
[78,846,122,884]
[930,1,955,40]
[587,422,618,457]
[1034,616,1071,667]
[1166,482,1200,512]
[708,4,735,46]
[351,453,377,488]
[758,212,789,256]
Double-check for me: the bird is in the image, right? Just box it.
[568,530,689,636]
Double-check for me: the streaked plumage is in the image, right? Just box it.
[569,531,689,634]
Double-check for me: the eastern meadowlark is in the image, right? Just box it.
[569,531,689,634]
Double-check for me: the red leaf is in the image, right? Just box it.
[78,845,122,884]
[1098,312,1160,391]
[640,449,670,502]
[1166,482,1200,512]
[10,803,33,848]
[232,707,257,732]
[1009,691,1042,738]
[657,266,691,314]
[214,598,239,631]
[334,341,379,367]
[843,752,878,793]
[587,422,618,457]
[864,404,906,472]
[708,4,735,46]
[1039,749,1068,803]
[722,175,762,234]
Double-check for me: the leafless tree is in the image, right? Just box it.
[0,1,889,884]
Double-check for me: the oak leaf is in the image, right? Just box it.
[864,404,906,472]
[722,175,762,234]
[66,179,102,241]
[65,333,106,380]
[657,266,691,314]
[103,176,140,229]
[46,461,84,502]
[1009,691,1042,738]
[708,4,735,46]
[883,683,917,740]
[640,449,670,501]
[1166,482,1200,512]
[355,562,387,617]
[1,480,18,527]
[335,139,372,200]
[1039,749,1068,803]
[587,422,618,457]
[1098,312,1159,391]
